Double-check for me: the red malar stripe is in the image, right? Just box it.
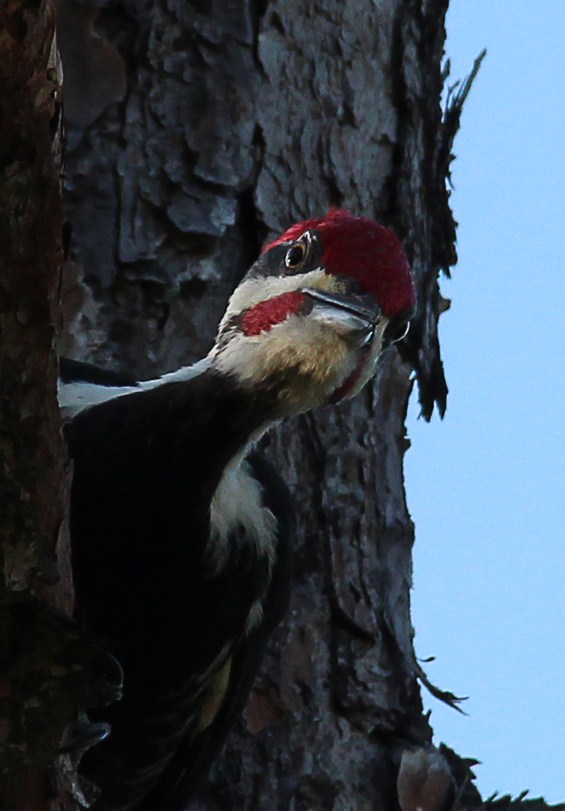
[241,291,308,336]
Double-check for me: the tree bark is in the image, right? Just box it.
[0,3,105,809]
[3,0,560,809]
[53,2,456,808]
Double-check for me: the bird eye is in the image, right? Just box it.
[284,242,307,269]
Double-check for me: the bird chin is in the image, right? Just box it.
[329,345,375,403]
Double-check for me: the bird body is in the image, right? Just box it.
[60,211,415,810]
[64,363,292,809]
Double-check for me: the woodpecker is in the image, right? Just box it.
[60,210,415,811]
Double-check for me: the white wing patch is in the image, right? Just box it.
[58,357,213,420]
[57,380,140,419]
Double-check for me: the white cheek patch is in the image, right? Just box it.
[218,269,338,333]
[212,271,351,398]
[211,269,390,412]
[213,312,359,419]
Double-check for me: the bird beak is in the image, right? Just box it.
[303,288,380,346]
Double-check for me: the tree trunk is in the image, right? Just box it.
[53,2,457,808]
[2,0,560,809]
[0,3,105,809]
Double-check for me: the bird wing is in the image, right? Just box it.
[58,357,140,419]
[65,371,292,810]
[152,454,293,811]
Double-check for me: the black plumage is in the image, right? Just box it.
[64,363,291,809]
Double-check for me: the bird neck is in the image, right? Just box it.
[150,365,278,491]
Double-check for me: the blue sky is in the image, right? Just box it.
[406,1,565,803]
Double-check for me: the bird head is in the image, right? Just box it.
[211,210,416,417]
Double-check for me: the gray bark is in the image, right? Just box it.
[54,0,456,808]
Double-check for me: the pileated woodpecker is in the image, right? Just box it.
[59,210,415,810]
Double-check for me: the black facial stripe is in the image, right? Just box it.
[245,245,287,280]
[245,230,325,281]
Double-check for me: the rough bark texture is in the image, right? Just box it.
[53,2,453,808]
[0,4,106,808]
[0,0,548,810]
[0,0,65,602]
